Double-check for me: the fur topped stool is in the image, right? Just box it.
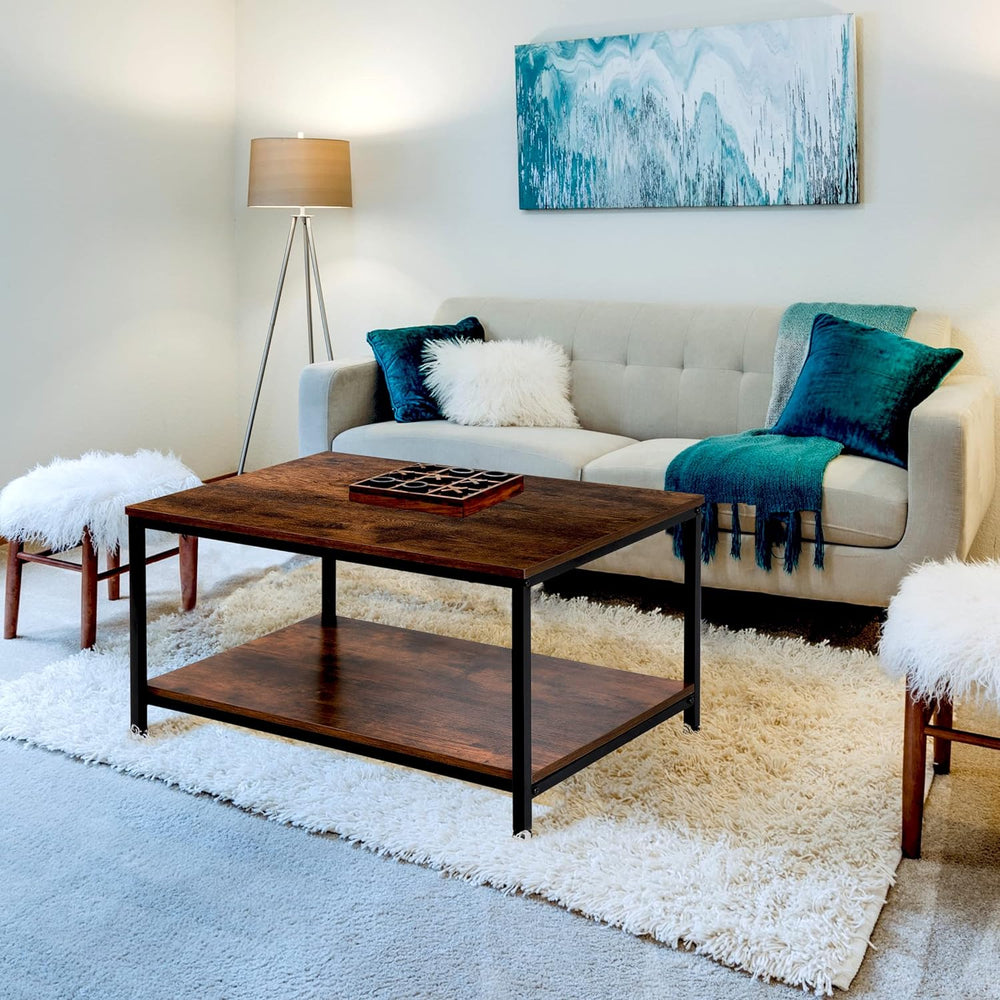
[879,558,1000,858]
[1,450,202,649]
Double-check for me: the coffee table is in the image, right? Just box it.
[127,453,703,836]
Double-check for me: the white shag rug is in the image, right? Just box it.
[0,560,903,995]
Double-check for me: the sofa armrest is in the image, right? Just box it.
[298,358,379,456]
[903,375,996,559]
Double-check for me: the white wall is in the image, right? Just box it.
[0,0,238,484]
[234,0,1000,555]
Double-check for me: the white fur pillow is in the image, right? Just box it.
[422,338,579,428]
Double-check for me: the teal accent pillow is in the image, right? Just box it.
[366,317,484,422]
[771,313,962,467]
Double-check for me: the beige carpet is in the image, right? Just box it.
[0,556,910,994]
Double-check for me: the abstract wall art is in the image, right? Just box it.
[515,15,858,210]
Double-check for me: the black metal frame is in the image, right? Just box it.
[511,584,532,834]
[129,518,148,735]
[129,506,703,836]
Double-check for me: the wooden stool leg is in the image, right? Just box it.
[903,685,931,859]
[81,528,98,649]
[107,547,121,601]
[4,541,24,639]
[933,696,953,775]
[179,535,198,611]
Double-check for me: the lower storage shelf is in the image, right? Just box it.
[147,615,690,786]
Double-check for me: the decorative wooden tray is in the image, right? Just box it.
[348,464,524,517]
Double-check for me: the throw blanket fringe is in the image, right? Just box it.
[814,513,826,569]
[672,504,826,572]
[666,430,843,574]
[785,511,803,572]
[703,501,718,561]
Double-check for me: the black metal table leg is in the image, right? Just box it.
[321,557,337,626]
[129,518,148,735]
[511,583,532,836]
[682,510,702,731]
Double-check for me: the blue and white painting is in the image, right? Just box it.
[515,15,858,209]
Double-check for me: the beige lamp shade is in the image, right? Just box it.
[247,137,352,208]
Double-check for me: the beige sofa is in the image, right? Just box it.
[299,298,995,607]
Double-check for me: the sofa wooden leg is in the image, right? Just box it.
[4,541,24,639]
[933,697,953,775]
[903,685,930,859]
[107,546,121,601]
[81,528,98,649]
[179,535,198,611]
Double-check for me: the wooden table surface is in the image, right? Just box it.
[127,452,703,583]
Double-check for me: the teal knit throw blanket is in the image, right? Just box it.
[665,430,844,572]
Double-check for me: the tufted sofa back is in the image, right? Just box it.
[433,298,951,439]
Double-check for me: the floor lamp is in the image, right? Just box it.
[239,136,353,474]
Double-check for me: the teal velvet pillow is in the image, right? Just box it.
[366,317,484,422]
[771,313,962,467]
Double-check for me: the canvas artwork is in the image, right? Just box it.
[515,15,858,210]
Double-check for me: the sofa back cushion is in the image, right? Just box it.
[433,298,950,439]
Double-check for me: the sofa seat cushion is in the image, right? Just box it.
[333,421,638,480]
[582,439,908,548]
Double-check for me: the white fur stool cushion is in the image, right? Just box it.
[880,558,1000,706]
[0,450,201,554]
